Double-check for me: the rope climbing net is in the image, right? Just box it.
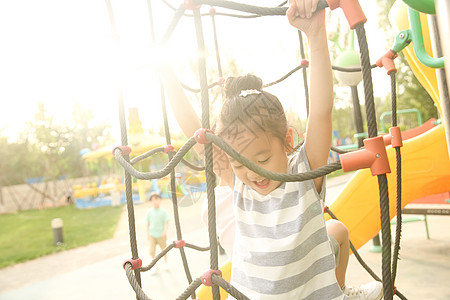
[107,0,419,299]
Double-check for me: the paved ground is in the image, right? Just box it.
[1,173,450,299]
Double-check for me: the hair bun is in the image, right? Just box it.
[224,74,263,98]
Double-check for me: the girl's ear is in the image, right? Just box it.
[285,127,294,151]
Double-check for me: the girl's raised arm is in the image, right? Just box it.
[287,0,333,192]
[159,65,233,187]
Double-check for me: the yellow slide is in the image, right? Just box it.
[198,2,450,298]
[325,124,450,250]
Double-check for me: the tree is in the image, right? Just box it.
[375,0,438,126]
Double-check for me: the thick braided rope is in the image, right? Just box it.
[113,137,197,180]
[192,8,221,300]
[211,275,251,300]
[263,65,307,88]
[326,208,408,300]
[355,24,377,139]
[130,147,165,165]
[355,22,393,299]
[298,31,310,116]
[206,132,342,181]
[194,0,328,16]
[176,278,203,300]
[118,93,142,287]
[160,4,186,45]
[377,175,394,300]
[210,12,223,78]
[106,0,143,285]
[159,65,196,294]
[390,71,403,286]
[124,263,152,300]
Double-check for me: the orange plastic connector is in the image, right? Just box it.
[164,145,175,153]
[184,0,201,10]
[301,59,309,67]
[381,127,403,148]
[217,77,225,86]
[112,145,131,156]
[376,50,398,75]
[201,269,222,287]
[389,127,403,148]
[194,128,214,144]
[326,0,367,29]
[174,240,186,248]
[339,136,391,176]
[123,258,142,270]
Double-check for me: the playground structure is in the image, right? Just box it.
[73,107,206,209]
[105,1,450,300]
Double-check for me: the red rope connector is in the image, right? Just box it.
[323,205,329,214]
[376,49,398,75]
[184,0,201,10]
[393,286,397,295]
[382,127,403,148]
[339,136,391,176]
[326,0,367,29]
[209,6,216,16]
[300,59,309,67]
[174,240,186,248]
[201,269,222,287]
[389,126,403,148]
[164,145,175,153]
[112,145,132,156]
[194,128,214,144]
[123,258,142,270]
[217,77,225,86]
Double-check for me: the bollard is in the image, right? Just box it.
[51,218,64,246]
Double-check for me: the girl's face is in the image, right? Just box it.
[226,129,290,196]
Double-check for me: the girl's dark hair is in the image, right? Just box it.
[217,74,288,146]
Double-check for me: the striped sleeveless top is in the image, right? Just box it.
[228,146,345,300]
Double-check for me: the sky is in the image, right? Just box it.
[0,0,391,144]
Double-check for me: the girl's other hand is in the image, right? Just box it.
[286,0,325,37]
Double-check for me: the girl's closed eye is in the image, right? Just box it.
[258,157,270,164]
[232,163,244,169]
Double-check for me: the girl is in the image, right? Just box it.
[161,0,382,299]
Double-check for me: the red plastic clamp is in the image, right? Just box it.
[300,59,309,68]
[217,77,225,86]
[174,240,186,248]
[112,145,132,156]
[194,128,214,144]
[201,269,222,287]
[382,127,403,148]
[389,127,403,148]
[339,136,391,176]
[184,0,201,10]
[393,285,397,295]
[123,258,142,270]
[376,50,398,75]
[326,0,367,29]
[209,6,216,16]
[323,205,329,214]
[164,145,175,153]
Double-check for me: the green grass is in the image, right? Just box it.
[0,204,124,269]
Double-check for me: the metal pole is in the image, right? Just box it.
[434,0,450,158]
